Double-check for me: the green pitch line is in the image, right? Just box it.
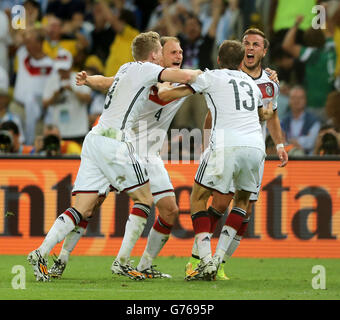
[1,255,340,300]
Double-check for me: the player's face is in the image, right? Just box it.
[242,34,267,70]
[162,40,183,69]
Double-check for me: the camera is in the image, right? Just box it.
[41,134,61,156]
[0,130,13,153]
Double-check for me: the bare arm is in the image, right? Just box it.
[267,110,289,167]
[282,16,304,58]
[207,0,223,39]
[160,68,202,84]
[157,82,194,101]
[76,71,114,92]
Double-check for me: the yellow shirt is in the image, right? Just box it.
[104,25,139,77]
[43,39,78,59]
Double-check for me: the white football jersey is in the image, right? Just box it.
[131,85,185,157]
[251,69,280,140]
[190,69,265,152]
[92,62,164,140]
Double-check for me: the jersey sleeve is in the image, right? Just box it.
[137,62,165,86]
[271,81,280,111]
[189,72,210,93]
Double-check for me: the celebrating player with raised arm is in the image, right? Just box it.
[27,31,201,282]
[159,39,275,280]
[184,28,289,280]
[47,37,201,280]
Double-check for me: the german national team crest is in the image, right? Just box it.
[257,82,275,99]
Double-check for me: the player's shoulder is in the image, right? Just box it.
[257,69,280,94]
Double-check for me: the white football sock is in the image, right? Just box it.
[223,235,242,262]
[137,228,169,271]
[196,232,212,264]
[214,225,237,263]
[58,225,87,263]
[38,213,76,258]
[116,214,147,265]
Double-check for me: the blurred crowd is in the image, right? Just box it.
[0,0,340,157]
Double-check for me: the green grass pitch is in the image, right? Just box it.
[1,255,340,300]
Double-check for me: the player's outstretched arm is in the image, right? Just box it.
[76,71,114,92]
[157,82,194,101]
[160,68,202,84]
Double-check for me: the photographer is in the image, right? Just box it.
[33,124,81,156]
[0,121,33,154]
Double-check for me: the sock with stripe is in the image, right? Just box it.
[214,207,246,263]
[223,217,250,261]
[191,205,223,262]
[58,219,88,264]
[38,208,83,258]
[116,203,150,265]
[137,216,173,271]
[192,211,212,264]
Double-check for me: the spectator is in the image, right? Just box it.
[101,1,140,77]
[89,1,116,65]
[0,120,33,154]
[0,9,11,73]
[33,123,82,156]
[281,86,321,155]
[43,49,91,145]
[282,15,337,120]
[269,0,317,40]
[10,27,54,145]
[216,0,241,46]
[0,66,25,143]
[165,0,223,131]
[325,90,340,131]
[45,0,85,22]
[42,15,78,59]
[313,124,340,155]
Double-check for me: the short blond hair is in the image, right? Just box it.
[160,36,180,47]
[131,31,161,61]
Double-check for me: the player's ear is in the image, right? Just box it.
[263,47,268,58]
[217,56,220,66]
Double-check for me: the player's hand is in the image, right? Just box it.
[76,71,87,86]
[265,68,279,84]
[277,147,288,167]
[157,81,173,91]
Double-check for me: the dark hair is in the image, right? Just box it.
[320,133,340,155]
[0,120,19,135]
[242,28,270,49]
[303,27,325,48]
[218,40,245,70]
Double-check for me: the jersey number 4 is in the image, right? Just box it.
[154,108,163,121]
[229,79,255,111]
